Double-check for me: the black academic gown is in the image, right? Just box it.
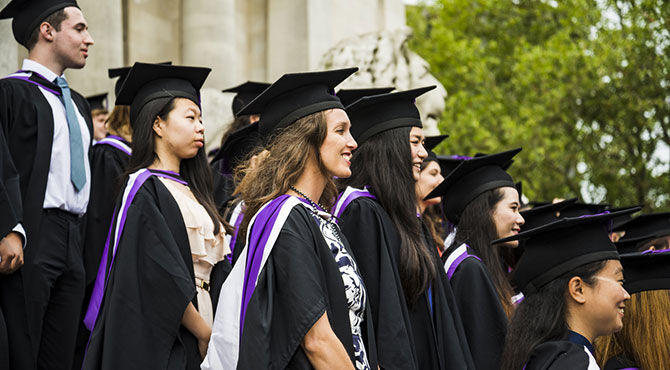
[524,341,599,370]
[0,71,93,368]
[603,355,638,370]
[237,205,378,369]
[338,196,474,370]
[82,177,200,370]
[443,245,508,370]
[0,125,21,370]
[210,160,235,214]
[83,139,130,287]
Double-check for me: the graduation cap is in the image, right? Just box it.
[558,202,610,218]
[346,86,435,144]
[619,250,670,294]
[108,61,172,98]
[115,62,211,127]
[86,93,108,112]
[492,207,640,294]
[520,198,578,231]
[336,87,394,107]
[222,81,270,116]
[609,205,640,230]
[238,68,357,139]
[614,212,670,254]
[211,121,261,174]
[424,148,521,224]
[0,0,78,47]
[435,155,472,178]
[423,134,449,162]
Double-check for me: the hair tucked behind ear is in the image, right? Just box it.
[126,97,228,234]
[500,260,607,370]
[234,110,336,243]
[338,126,436,307]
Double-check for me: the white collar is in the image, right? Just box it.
[21,59,62,82]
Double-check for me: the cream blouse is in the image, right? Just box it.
[159,178,230,326]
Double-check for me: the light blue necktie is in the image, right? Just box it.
[54,77,86,192]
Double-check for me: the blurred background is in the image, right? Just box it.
[1,0,668,210]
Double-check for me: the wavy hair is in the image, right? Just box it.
[500,260,607,370]
[234,110,337,243]
[106,105,132,140]
[596,289,670,369]
[126,97,227,234]
[338,126,436,307]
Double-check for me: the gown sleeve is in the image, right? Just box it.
[449,256,508,369]
[338,198,418,370]
[0,126,21,239]
[237,206,338,369]
[82,184,198,370]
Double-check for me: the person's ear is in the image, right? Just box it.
[153,116,165,138]
[567,276,587,304]
[40,22,56,42]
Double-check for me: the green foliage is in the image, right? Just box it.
[407,0,669,210]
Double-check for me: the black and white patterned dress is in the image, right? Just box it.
[307,205,371,370]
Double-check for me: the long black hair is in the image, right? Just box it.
[447,188,515,316]
[339,126,436,307]
[127,97,227,234]
[500,260,607,370]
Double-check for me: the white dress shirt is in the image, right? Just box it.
[21,59,91,215]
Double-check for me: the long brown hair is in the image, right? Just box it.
[106,105,132,140]
[234,110,337,243]
[423,204,445,254]
[596,289,670,369]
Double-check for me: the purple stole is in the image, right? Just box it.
[332,186,377,221]
[2,70,62,96]
[83,168,187,330]
[203,195,304,369]
[443,243,481,280]
[94,135,132,156]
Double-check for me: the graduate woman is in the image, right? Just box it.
[335,88,474,369]
[424,149,525,369]
[203,68,378,370]
[82,62,230,369]
[596,250,670,370]
[416,135,447,255]
[495,209,638,370]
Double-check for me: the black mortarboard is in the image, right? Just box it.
[86,93,108,111]
[520,198,578,231]
[493,208,640,294]
[108,61,172,98]
[435,155,472,177]
[423,134,449,162]
[238,68,357,139]
[336,87,394,107]
[619,250,670,294]
[211,122,261,174]
[558,202,610,218]
[222,81,270,116]
[614,212,670,254]
[346,86,435,144]
[609,205,640,230]
[425,148,521,224]
[115,62,210,127]
[0,0,78,47]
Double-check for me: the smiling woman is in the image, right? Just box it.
[204,68,378,370]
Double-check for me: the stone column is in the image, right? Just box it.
[0,18,20,77]
[125,0,182,67]
[181,0,236,89]
[65,0,124,98]
[266,0,309,79]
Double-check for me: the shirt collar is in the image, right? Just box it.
[567,330,595,355]
[22,59,62,82]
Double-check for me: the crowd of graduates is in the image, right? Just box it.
[0,1,669,370]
